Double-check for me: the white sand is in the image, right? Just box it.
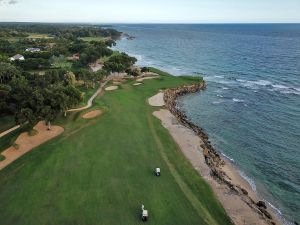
[133,83,142,86]
[136,76,159,82]
[148,92,165,107]
[153,109,280,225]
[82,110,102,119]
[105,86,119,91]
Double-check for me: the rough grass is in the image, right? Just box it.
[80,37,106,42]
[27,33,53,39]
[0,115,16,133]
[0,71,233,225]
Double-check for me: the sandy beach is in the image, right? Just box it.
[150,90,281,225]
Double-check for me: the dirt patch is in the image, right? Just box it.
[105,86,119,91]
[133,83,142,86]
[148,92,165,107]
[0,121,64,170]
[82,110,102,119]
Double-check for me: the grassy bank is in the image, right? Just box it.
[0,71,233,225]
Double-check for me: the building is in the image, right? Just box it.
[9,54,25,61]
[25,48,41,52]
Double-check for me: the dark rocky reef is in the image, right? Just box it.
[163,80,278,225]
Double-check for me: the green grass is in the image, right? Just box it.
[27,33,53,39]
[80,37,106,42]
[0,71,233,225]
[51,55,72,69]
[0,155,5,161]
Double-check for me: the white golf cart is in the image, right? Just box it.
[141,204,149,221]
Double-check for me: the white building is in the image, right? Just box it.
[25,48,41,52]
[10,54,25,61]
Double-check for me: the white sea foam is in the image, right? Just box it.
[251,80,272,86]
[232,98,245,102]
[221,152,235,162]
[217,94,224,98]
[222,87,230,90]
[280,89,300,95]
[235,78,300,96]
[238,171,257,192]
[272,84,289,89]
[214,75,224,78]
[267,201,283,215]
[212,101,221,105]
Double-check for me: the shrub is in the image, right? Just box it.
[0,154,5,161]
[28,129,38,136]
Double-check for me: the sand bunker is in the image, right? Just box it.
[105,86,119,91]
[136,76,159,82]
[133,83,142,86]
[82,110,102,119]
[0,121,64,170]
[148,92,165,107]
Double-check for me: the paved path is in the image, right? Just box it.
[0,125,20,138]
[68,80,109,112]
[0,80,109,139]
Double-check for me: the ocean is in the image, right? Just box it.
[112,24,300,224]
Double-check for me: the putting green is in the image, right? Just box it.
[0,70,233,225]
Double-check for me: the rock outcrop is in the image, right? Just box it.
[163,80,277,225]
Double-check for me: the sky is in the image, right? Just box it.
[0,0,300,23]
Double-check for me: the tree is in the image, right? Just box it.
[104,53,137,73]
[64,71,76,86]
[0,63,21,84]
[141,67,150,73]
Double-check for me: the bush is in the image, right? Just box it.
[141,67,150,73]
[13,143,20,150]
[0,154,5,161]
[28,129,38,136]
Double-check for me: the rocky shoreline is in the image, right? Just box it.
[163,80,278,225]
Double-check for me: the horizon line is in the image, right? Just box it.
[1,21,300,25]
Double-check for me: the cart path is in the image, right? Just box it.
[0,80,109,139]
[68,79,109,112]
[0,125,20,138]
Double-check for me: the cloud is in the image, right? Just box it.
[0,0,19,4]
[9,0,18,4]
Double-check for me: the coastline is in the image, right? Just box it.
[153,80,282,225]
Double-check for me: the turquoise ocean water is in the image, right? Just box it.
[112,24,300,224]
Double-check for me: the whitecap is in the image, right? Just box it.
[252,80,272,86]
[233,98,245,102]
[272,84,289,89]
[280,90,300,95]
[217,94,224,98]
[214,75,224,78]
[212,101,224,105]
[222,87,230,90]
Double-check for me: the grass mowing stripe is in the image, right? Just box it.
[147,113,218,225]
